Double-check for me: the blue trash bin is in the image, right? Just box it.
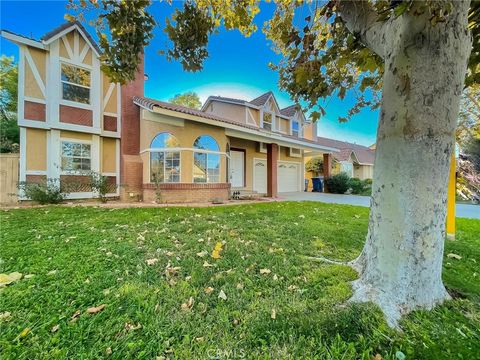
[312,177,323,192]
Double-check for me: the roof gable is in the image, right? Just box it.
[42,21,101,57]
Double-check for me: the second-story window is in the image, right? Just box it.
[61,64,90,104]
[292,121,299,137]
[263,112,273,131]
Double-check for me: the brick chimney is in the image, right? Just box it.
[120,53,144,200]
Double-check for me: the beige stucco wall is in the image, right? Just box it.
[60,130,92,141]
[140,112,228,184]
[26,128,47,171]
[247,108,260,126]
[102,137,117,173]
[206,101,246,124]
[24,47,47,100]
[102,74,118,114]
[278,117,289,133]
[354,164,374,180]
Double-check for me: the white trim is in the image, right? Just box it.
[1,31,46,49]
[47,39,60,127]
[61,36,74,60]
[101,130,121,138]
[64,192,94,200]
[59,99,92,110]
[102,172,117,177]
[79,42,90,63]
[24,96,46,104]
[18,46,25,126]
[289,147,302,158]
[25,47,46,98]
[246,107,258,126]
[26,170,47,175]
[103,111,118,117]
[42,24,101,58]
[74,30,80,60]
[115,139,120,195]
[18,127,26,199]
[116,83,122,137]
[60,137,92,145]
[48,129,61,179]
[103,83,115,111]
[59,57,93,70]
[18,119,103,134]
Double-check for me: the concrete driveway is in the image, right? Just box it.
[278,192,480,219]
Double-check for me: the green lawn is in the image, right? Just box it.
[0,202,479,359]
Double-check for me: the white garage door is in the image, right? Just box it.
[253,159,300,194]
[278,163,300,192]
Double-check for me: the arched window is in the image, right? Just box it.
[193,135,220,183]
[150,132,180,183]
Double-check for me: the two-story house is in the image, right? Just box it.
[3,21,338,203]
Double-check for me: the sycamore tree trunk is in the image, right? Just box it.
[339,1,472,326]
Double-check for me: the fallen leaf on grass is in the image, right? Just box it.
[125,322,142,331]
[18,327,30,338]
[374,354,383,360]
[236,283,244,290]
[87,304,105,314]
[287,285,298,291]
[146,258,159,266]
[181,297,194,311]
[0,312,12,321]
[447,253,462,260]
[260,268,271,275]
[47,270,57,276]
[51,324,60,333]
[106,347,112,356]
[218,290,227,300]
[70,310,81,322]
[24,274,35,279]
[204,287,214,294]
[203,261,214,268]
[0,272,22,287]
[196,251,208,258]
[211,242,223,259]
[271,308,276,320]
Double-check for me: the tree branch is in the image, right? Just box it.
[336,0,386,58]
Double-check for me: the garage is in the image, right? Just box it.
[253,159,301,194]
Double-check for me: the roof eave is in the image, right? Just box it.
[1,30,46,50]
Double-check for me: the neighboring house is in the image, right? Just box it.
[305,136,375,182]
[2,21,338,203]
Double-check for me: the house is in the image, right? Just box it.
[2,21,338,203]
[305,137,375,185]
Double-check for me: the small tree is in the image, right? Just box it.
[0,55,19,153]
[305,157,323,175]
[89,172,115,203]
[169,91,202,109]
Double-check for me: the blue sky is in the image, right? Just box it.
[1,0,379,146]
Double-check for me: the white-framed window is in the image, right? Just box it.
[292,121,300,137]
[61,141,91,171]
[340,162,354,177]
[193,135,220,183]
[150,132,181,183]
[262,112,274,131]
[61,63,91,104]
[289,148,302,158]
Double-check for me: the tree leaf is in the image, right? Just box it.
[87,304,106,314]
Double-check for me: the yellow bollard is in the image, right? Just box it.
[446,152,456,240]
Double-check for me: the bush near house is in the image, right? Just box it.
[349,178,372,196]
[17,178,66,204]
[324,172,350,194]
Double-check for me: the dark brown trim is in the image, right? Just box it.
[229,147,246,188]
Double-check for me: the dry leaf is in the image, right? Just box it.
[0,312,12,321]
[0,272,23,287]
[218,290,227,300]
[181,297,194,311]
[195,337,205,342]
[106,347,113,356]
[124,322,142,331]
[24,274,35,279]
[203,261,213,268]
[273,274,278,281]
[447,253,462,260]
[374,354,383,360]
[19,327,30,338]
[287,285,298,291]
[196,251,208,258]
[236,283,244,290]
[165,251,175,257]
[204,287,214,294]
[51,324,60,333]
[70,310,81,321]
[47,270,57,276]
[87,304,105,314]
[260,268,271,275]
[271,308,276,320]
[146,258,159,265]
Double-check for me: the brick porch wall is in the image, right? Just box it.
[143,183,231,203]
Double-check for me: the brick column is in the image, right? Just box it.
[267,143,278,198]
[120,53,144,201]
[323,153,332,178]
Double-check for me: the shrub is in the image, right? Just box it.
[324,172,350,194]
[18,178,66,204]
[89,172,116,203]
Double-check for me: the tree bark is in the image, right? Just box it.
[340,2,473,326]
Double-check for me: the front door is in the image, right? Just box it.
[230,150,244,188]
